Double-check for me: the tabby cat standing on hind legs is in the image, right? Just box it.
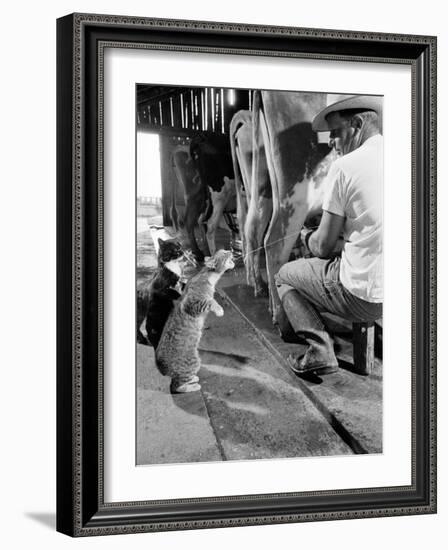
[156,249,235,394]
[136,237,187,347]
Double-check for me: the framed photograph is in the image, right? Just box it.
[56,13,436,536]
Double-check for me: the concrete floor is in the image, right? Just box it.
[136,218,382,465]
[219,271,383,454]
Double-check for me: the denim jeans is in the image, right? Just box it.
[275,257,382,368]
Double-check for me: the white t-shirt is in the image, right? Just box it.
[322,134,383,303]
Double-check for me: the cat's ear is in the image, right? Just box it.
[204,256,216,269]
[158,238,164,246]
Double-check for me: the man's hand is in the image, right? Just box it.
[306,210,345,259]
[300,228,315,258]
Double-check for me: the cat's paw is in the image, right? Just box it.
[213,305,224,317]
[171,381,201,394]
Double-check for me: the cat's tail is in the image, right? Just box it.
[154,357,169,377]
[154,346,169,376]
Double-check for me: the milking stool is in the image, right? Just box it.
[352,321,376,375]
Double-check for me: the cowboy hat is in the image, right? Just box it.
[312,95,383,132]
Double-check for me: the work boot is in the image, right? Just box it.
[281,289,339,375]
[287,352,339,376]
[274,302,300,343]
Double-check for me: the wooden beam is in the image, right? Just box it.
[173,96,182,128]
[162,100,171,128]
[136,86,190,106]
[170,98,174,127]
[184,94,189,129]
[221,88,225,133]
[137,122,214,139]
[198,90,204,131]
[194,90,200,130]
[206,88,213,130]
[210,87,215,131]
[180,94,185,128]
[190,90,195,130]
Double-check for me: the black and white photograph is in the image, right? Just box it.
[1,0,444,545]
[54,8,437,539]
[135,85,384,465]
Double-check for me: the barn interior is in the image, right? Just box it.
[136,84,383,465]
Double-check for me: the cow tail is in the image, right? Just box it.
[229,112,248,258]
[229,115,242,198]
[251,91,261,216]
[232,115,250,197]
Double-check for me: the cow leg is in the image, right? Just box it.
[252,197,272,296]
[197,206,211,258]
[234,146,249,259]
[244,195,271,296]
[205,209,220,256]
[235,181,247,260]
[245,93,273,297]
[170,203,179,232]
[258,106,282,318]
[170,172,179,232]
[184,203,205,261]
[258,110,309,324]
[199,222,211,257]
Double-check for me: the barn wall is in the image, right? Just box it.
[138,87,252,136]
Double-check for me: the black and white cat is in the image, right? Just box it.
[136,238,186,347]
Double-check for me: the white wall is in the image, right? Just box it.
[137,133,162,198]
[0,1,445,549]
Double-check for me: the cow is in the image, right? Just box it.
[230,110,271,297]
[230,92,338,326]
[189,134,236,257]
[171,134,236,260]
[171,144,207,258]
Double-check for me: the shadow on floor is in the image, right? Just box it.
[25,512,56,530]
